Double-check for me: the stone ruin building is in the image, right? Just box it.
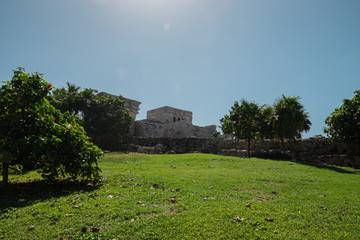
[135,106,216,138]
[98,92,216,138]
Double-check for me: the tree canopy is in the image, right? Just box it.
[220,95,311,155]
[324,90,360,142]
[0,68,103,185]
[272,95,311,142]
[220,99,263,156]
[50,83,133,148]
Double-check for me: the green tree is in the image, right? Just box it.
[0,68,103,185]
[50,82,82,115]
[272,95,311,143]
[258,105,274,139]
[324,90,360,142]
[220,99,262,156]
[50,84,133,149]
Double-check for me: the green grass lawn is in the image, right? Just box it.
[1,153,359,239]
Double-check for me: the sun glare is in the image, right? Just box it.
[130,0,182,13]
[93,0,199,31]
[94,0,195,15]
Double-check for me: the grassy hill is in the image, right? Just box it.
[1,153,359,239]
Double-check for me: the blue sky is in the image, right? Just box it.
[1,0,359,138]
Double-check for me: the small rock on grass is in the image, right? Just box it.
[27,226,36,231]
[202,197,215,201]
[233,217,246,222]
[72,204,83,209]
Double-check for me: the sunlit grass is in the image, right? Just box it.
[1,153,359,239]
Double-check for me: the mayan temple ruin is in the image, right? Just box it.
[98,93,216,139]
[134,106,217,138]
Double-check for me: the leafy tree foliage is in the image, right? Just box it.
[49,82,82,115]
[220,100,263,156]
[220,95,311,155]
[324,90,360,142]
[258,105,274,139]
[0,68,103,185]
[272,95,311,142]
[50,83,133,148]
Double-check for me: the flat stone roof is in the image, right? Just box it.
[147,106,192,115]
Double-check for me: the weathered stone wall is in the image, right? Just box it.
[124,98,141,120]
[108,137,360,169]
[147,106,192,124]
[134,105,217,138]
[134,121,216,139]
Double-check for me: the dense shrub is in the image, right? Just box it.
[0,68,103,184]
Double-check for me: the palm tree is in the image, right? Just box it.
[272,95,311,144]
[258,105,274,140]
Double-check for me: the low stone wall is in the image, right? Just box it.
[220,139,360,169]
[126,137,223,154]
[102,137,360,169]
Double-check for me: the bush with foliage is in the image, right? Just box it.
[0,68,103,184]
[324,90,360,142]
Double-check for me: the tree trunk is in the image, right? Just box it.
[1,151,12,186]
[235,139,238,157]
[280,138,285,152]
[2,162,9,185]
[247,138,251,157]
[291,138,297,160]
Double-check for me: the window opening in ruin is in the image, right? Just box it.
[173,117,176,122]
[178,118,180,121]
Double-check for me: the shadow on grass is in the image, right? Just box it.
[292,161,360,174]
[250,151,359,174]
[254,156,359,174]
[0,179,101,213]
